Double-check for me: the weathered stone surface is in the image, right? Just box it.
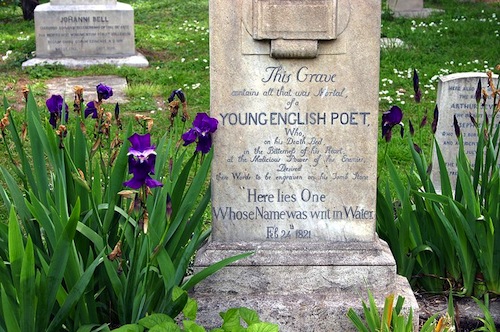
[194,240,398,292]
[431,72,499,191]
[193,240,418,331]
[34,3,135,58]
[252,0,337,40]
[194,276,416,332]
[192,0,418,330]
[210,0,378,244]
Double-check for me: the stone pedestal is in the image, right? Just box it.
[193,241,417,331]
[191,0,419,330]
[22,0,148,68]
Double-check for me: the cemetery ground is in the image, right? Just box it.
[0,0,499,330]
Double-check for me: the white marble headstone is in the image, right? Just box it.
[34,3,135,58]
[210,0,379,244]
[432,72,499,191]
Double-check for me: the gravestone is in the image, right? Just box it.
[22,0,148,68]
[431,72,499,191]
[191,1,418,331]
[388,0,424,11]
[387,0,443,18]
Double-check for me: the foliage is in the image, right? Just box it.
[108,297,280,332]
[348,290,499,331]
[347,291,416,332]
[471,295,497,332]
[0,86,248,331]
[377,68,500,296]
[0,0,18,8]
[347,290,456,332]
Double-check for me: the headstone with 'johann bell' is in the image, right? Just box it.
[431,72,499,192]
[191,0,418,331]
[22,0,148,68]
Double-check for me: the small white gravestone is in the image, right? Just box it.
[432,72,499,191]
[191,1,418,331]
[389,0,424,11]
[387,0,443,18]
[22,0,148,68]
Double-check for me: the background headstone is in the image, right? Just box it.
[431,72,499,191]
[22,0,148,68]
[389,0,424,11]
[192,0,418,330]
[387,0,444,18]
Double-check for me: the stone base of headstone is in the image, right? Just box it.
[191,239,419,331]
[22,2,148,68]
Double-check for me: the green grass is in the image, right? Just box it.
[0,0,498,174]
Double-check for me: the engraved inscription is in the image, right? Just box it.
[432,76,500,186]
[37,15,133,56]
[212,63,376,241]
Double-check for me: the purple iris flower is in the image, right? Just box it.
[420,110,427,129]
[182,113,218,154]
[46,94,69,128]
[475,79,482,104]
[114,102,120,118]
[453,115,461,138]
[413,69,422,103]
[431,105,439,134]
[382,106,404,142]
[123,133,163,189]
[168,89,186,103]
[96,83,113,101]
[84,101,98,118]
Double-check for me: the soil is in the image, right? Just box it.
[415,292,500,331]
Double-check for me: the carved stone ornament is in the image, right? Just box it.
[244,0,351,58]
